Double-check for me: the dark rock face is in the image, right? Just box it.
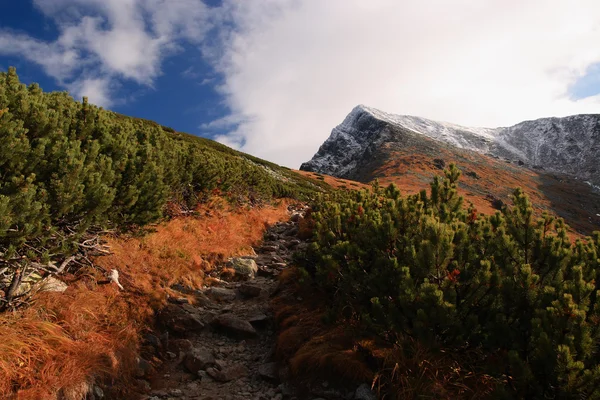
[301,105,600,188]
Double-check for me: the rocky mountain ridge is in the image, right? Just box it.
[301,105,600,188]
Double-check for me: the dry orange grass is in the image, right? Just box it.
[271,269,374,387]
[0,284,140,399]
[0,199,292,399]
[95,199,290,306]
[293,170,369,190]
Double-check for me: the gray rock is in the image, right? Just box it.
[238,283,262,298]
[38,276,69,293]
[229,258,258,279]
[248,313,270,329]
[213,314,257,338]
[355,383,377,400]
[207,287,237,302]
[184,347,216,373]
[168,296,190,304]
[158,304,204,333]
[206,364,248,382]
[258,362,279,383]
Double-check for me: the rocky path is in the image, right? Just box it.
[133,206,313,400]
[131,205,377,400]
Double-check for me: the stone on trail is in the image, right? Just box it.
[206,364,249,382]
[207,287,237,302]
[213,314,257,338]
[238,283,262,298]
[158,304,204,333]
[258,362,280,383]
[229,257,258,279]
[355,383,377,400]
[184,347,216,374]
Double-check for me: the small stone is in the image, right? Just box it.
[354,383,377,400]
[215,359,227,370]
[322,381,329,388]
[248,313,270,329]
[207,287,237,302]
[206,364,248,382]
[92,386,104,399]
[238,283,262,298]
[258,362,279,383]
[38,276,68,293]
[166,351,177,359]
[142,333,161,348]
[184,347,216,374]
[169,388,183,397]
[134,357,152,378]
[213,314,257,338]
[197,370,208,380]
[168,296,190,304]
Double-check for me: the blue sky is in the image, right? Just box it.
[0,0,230,138]
[1,0,600,168]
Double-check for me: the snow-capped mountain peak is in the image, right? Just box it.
[301,105,600,187]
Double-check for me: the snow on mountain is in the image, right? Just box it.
[301,105,600,187]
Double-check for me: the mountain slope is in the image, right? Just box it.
[302,105,600,188]
[301,105,600,235]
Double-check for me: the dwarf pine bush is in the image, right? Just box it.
[300,164,600,398]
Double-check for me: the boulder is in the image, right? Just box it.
[207,287,237,302]
[158,304,204,333]
[213,314,257,338]
[229,258,258,279]
[238,283,262,298]
[184,347,216,374]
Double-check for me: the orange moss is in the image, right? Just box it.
[272,268,498,399]
[271,268,374,387]
[0,200,292,399]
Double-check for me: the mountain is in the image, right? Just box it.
[301,105,600,234]
[302,105,600,188]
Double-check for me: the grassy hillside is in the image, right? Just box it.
[0,67,326,309]
[0,68,336,398]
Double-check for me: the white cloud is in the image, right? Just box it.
[210,0,600,168]
[67,76,114,108]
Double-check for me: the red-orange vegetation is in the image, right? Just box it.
[271,269,374,386]
[273,268,498,399]
[0,199,292,399]
[293,170,369,190]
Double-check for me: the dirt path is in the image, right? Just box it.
[136,205,330,400]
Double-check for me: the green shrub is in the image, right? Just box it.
[0,68,324,304]
[299,164,600,399]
